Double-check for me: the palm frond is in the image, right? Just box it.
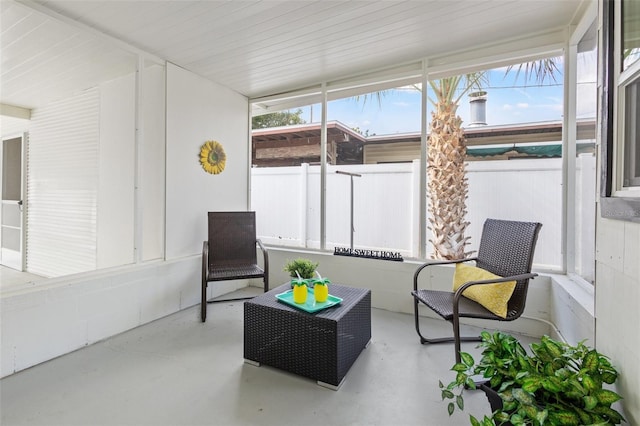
[506,58,561,85]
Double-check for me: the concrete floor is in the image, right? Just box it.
[1,289,498,426]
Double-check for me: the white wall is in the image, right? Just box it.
[140,63,166,262]
[265,248,593,342]
[165,63,250,259]
[1,64,251,378]
[98,74,135,268]
[595,215,640,424]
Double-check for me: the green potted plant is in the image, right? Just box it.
[439,331,625,426]
[283,258,318,281]
[283,258,318,304]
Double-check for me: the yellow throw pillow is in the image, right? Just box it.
[452,263,516,318]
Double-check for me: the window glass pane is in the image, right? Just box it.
[623,76,640,186]
[431,60,565,270]
[251,103,322,248]
[326,85,421,258]
[575,20,598,284]
[623,0,640,70]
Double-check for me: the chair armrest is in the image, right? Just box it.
[452,272,538,310]
[256,239,269,278]
[413,257,478,291]
[202,241,209,282]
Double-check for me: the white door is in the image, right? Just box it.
[1,134,25,271]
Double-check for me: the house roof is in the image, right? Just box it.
[251,119,597,165]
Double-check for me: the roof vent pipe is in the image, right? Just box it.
[468,91,487,126]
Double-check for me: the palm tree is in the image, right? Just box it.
[357,59,560,260]
[427,60,559,260]
[426,74,484,259]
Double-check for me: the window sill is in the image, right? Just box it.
[600,196,640,223]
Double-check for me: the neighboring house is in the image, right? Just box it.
[252,119,596,166]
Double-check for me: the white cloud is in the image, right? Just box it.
[516,103,529,109]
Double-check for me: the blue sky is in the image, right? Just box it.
[293,58,597,136]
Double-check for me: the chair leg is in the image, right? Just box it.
[414,298,456,344]
[413,297,482,355]
[201,281,207,322]
[453,314,462,365]
[263,275,268,293]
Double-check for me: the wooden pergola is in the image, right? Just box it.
[252,121,367,167]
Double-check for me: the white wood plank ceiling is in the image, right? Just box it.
[2,0,589,112]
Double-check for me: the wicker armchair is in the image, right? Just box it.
[201,211,269,322]
[411,219,542,363]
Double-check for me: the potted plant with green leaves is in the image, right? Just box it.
[439,331,625,426]
[284,258,318,281]
[283,258,319,304]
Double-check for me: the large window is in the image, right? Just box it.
[600,0,640,221]
[250,55,574,271]
[326,85,421,257]
[622,0,640,188]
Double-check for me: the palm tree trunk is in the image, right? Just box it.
[428,101,470,260]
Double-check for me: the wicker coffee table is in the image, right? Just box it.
[244,283,371,389]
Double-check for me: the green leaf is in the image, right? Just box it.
[601,371,618,384]
[441,389,454,400]
[583,350,600,373]
[521,376,542,393]
[582,375,597,393]
[470,415,481,426]
[503,400,518,412]
[574,407,593,425]
[583,395,598,410]
[541,376,564,393]
[512,388,535,405]
[555,367,571,379]
[521,404,539,421]
[592,405,626,423]
[542,335,564,359]
[509,413,525,425]
[500,388,514,402]
[438,380,444,389]
[451,362,468,372]
[548,410,580,426]
[456,395,464,410]
[494,412,511,423]
[465,377,477,390]
[568,378,586,395]
[536,409,549,425]
[593,388,622,405]
[460,352,475,368]
[447,402,455,416]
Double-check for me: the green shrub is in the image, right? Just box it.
[439,331,625,425]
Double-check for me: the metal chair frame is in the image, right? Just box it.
[411,219,542,363]
[201,211,269,322]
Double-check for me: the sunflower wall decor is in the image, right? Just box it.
[199,140,226,174]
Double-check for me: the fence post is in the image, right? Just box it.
[411,159,421,258]
[300,163,308,248]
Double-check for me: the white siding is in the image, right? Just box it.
[27,89,99,277]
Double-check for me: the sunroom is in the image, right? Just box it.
[1,0,638,424]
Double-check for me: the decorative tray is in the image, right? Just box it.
[275,288,343,313]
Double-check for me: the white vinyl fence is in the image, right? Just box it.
[251,155,596,273]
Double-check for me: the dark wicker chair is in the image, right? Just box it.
[411,219,542,363]
[201,211,269,322]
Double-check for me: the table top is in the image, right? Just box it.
[246,283,370,321]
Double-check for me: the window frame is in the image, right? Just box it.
[600,0,640,222]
